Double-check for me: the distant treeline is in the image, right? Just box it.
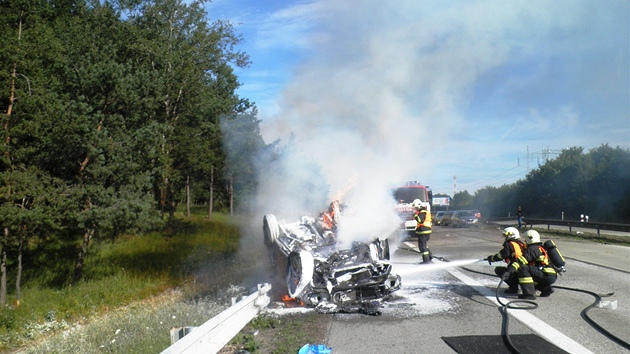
[446,145,630,223]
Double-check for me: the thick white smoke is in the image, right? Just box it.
[249,0,627,243]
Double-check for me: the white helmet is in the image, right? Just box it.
[523,230,541,244]
[411,199,423,210]
[503,227,520,240]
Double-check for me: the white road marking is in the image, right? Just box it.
[402,241,595,354]
[447,267,594,354]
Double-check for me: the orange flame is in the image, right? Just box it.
[281,294,304,307]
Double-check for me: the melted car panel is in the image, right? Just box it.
[263,212,401,314]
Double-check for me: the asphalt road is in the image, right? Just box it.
[322,225,630,354]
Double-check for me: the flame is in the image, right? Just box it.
[332,173,358,201]
[281,294,304,307]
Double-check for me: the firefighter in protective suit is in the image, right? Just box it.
[504,230,557,300]
[486,227,526,294]
[412,199,432,263]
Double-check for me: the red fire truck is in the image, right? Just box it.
[393,181,433,235]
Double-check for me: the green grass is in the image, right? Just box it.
[224,311,332,354]
[0,209,245,353]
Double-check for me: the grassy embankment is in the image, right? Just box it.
[0,208,250,353]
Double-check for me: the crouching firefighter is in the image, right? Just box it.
[505,230,558,300]
[487,227,526,294]
[412,199,432,263]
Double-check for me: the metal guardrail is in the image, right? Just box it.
[488,217,630,236]
[161,283,271,354]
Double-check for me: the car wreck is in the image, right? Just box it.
[262,204,401,315]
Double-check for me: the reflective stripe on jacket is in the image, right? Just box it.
[414,209,432,235]
[512,243,557,275]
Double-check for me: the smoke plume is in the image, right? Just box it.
[243,0,628,243]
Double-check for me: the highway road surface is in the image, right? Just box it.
[321,224,630,354]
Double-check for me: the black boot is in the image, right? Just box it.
[519,283,536,299]
[540,286,554,297]
[505,286,519,294]
[422,254,432,263]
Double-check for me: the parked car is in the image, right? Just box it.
[451,210,479,227]
[434,211,446,225]
[441,211,453,226]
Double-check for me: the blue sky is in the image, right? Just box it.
[206,0,629,200]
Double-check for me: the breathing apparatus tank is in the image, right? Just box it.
[543,240,566,268]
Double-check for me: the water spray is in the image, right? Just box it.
[391,258,484,276]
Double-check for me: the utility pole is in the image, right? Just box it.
[527,145,530,172]
[453,176,457,197]
[531,146,561,166]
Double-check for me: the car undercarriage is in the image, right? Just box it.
[263,213,401,315]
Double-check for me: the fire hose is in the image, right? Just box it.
[399,248,629,351]
[460,261,630,353]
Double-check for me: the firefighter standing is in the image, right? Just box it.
[486,227,526,294]
[412,199,432,263]
[503,230,557,300]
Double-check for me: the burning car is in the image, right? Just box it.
[262,210,401,314]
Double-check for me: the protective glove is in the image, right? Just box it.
[486,255,494,265]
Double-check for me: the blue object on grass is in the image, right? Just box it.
[298,343,332,354]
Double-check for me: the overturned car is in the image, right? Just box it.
[262,212,401,314]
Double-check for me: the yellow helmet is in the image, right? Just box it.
[503,227,520,240]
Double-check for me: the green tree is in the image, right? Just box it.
[0,1,164,284]
[471,145,629,223]
[451,190,473,210]
[124,0,251,216]
[585,144,630,222]
[0,0,261,295]
[220,111,266,214]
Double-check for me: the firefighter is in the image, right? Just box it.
[412,199,432,263]
[486,227,526,294]
[505,230,557,300]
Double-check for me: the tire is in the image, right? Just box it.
[287,250,314,299]
[370,238,390,260]
[263,214,280,246]
[380,238,390,260]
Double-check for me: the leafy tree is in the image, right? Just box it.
[0,0,257,291]
[220,111,266,214]
[585,144,630,222]
[471,145,630,223]
[451,190,473,210]
[123,0,251,216]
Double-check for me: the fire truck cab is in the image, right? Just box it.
[393,181,433,235]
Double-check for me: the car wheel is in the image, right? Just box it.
[287,250,314,299]
[372,238,390,260]
[263,214,280,246]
